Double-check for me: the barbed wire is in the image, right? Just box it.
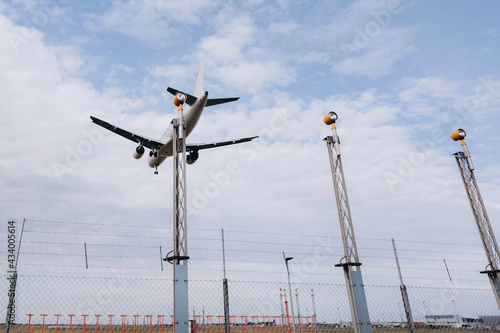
[4,242,485,264]
[0,249,481,274]
[14,229,485,257]
[22,219,482,248]
[2,219,489,283]
[11,263,483,282]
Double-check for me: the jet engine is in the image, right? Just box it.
[133,145,145,159]
[187,151,199,165]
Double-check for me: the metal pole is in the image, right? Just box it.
[283,253,296,333]
[323,112,372,333]
[84,243,88,269]
[451,300,459,327]
[451,129,500,309]
[160,246,164,271]
[279,289,286,333]
[310,289,317,333]
[15,219,25,271]
[172,94,189,333]
[295,289,302,333]
[443,259,452,281]
[391,239,415,333]
[222,229,230,333]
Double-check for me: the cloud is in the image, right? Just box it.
[84,0,214,47]
[0,12,125,186]
[332,27,417,79]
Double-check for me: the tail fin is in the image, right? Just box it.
[195,60,204,96]
[168,60,239,107]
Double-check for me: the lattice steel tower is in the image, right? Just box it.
[451,128,500,309]
[170,92,189,333]
[323,111,372,333]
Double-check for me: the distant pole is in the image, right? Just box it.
[84,243,88,269]
[222,229,230,333]
[392,239,415,333]
[279,289,286,333]
[443,259,452,281]
[160,246,164,271]
[451,300,459,326]
[15,219,26,270]
[283,252,296,333]
[311,289,317,333]
[295,289,302,333]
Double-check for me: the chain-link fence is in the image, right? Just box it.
[2,274,499,333]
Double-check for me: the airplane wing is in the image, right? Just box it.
[186,136,258,151]
[90,116,164,151]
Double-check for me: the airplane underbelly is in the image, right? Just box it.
[148,155,167,168]
[148,138,173,168]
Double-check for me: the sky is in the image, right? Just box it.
[1,0,500,301]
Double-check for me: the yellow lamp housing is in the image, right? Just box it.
[451,128,466,141]
[173,92,187,107]
[323,111,338,125]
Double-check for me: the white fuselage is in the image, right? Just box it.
[148,92,208,168]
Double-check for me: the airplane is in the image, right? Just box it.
[90,62,258,174]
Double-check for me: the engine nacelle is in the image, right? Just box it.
[133,145,145,159]
[187,151,199,165]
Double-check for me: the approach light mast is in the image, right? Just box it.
[451,128,500,309]
[323,112,372,333]
[168,92,189,333]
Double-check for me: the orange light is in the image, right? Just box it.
[173,92,187,107]
[450,128,466,141]
[323,111,338,125]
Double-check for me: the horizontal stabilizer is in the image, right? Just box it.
[166,87,197,106]
[206,97,239,107]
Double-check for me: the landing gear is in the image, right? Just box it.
[154,166,158,175]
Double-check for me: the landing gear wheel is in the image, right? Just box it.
[154,166,158,175]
